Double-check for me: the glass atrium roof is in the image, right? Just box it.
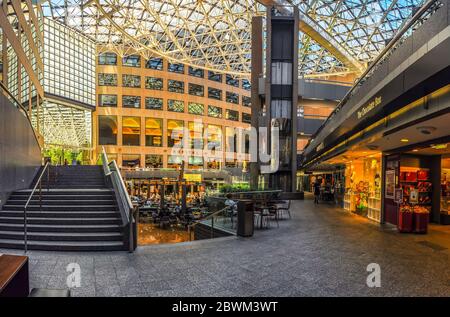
[39,0,425,77]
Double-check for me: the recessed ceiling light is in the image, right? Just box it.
[413,149,419,152]
[401,138,409,143]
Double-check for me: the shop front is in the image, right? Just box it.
[383,141,450,231]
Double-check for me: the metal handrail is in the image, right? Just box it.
[308,0,440,147]
[23,162,51,253]
[188,205,231,241]
[101,147,135,252]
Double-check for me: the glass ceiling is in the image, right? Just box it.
[38,0,425,78]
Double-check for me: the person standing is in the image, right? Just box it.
[314,181,321,204]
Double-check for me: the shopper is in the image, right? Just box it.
[314,181,321,204]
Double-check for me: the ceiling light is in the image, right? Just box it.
[412,149,419,152]
[401,138,409,143]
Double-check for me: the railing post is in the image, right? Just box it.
[24,207,28,253]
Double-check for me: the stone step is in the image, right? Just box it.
[0,239,125,251]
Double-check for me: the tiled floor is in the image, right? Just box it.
[2,197,450,297]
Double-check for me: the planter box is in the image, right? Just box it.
[397,212,413,233]
[413,212,429,234]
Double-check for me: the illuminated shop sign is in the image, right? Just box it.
[184,174,202,182]
[357,96,382,119]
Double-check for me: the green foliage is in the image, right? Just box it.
[219,183,250,193]
[43,147,80,165]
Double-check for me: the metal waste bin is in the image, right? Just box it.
[237,201,254,237]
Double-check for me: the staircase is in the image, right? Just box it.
[0,165,128,251]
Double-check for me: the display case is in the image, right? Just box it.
[368,196,381,222]
[440,168,450,224]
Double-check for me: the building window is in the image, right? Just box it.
[145,97,163,110]
[122,116,141,146]
[145,57,163,70]
[122,154,140,168]
[242,79,251,91]
[145,154,163,168]
[242,96,251,107]
[208,105,222,118]
[145,118,163,147]
[188,66,204,78]
[167,80,184,93]
[188,102,204,115]
[122,55,141,67]
[188,121,204,150]
[122,74,141,88]
[168,99,184,113]
[122,95,141,109]
[208,87,222,100]
[226,109,239,121]
[145,77,163,90]
[207,124,222,150]
[98,52,117,65]
[208,71,222,83]
[168,63,184,74]
[99,94,117,107]
[98,73,117,86]
[226,74,239,87]
[188,156,204,169]
[99,116,117,145]
[225,127,237,152]
[242,112,251,124]
[167,119,184,147]
[188,83,204,97]
[168,155,183,168]
[226,91,239,104]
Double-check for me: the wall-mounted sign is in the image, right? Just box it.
[184,174,202,182]
[385,169,395,199]
[395,188,403,204]
[357,96,382,119]
[410,188,418,204]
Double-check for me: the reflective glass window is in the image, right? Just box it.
[145,118,163,147]
[122,95,141,108]
[168,63,184,74]
[168,80,184,93]
[168,99,184,113]
[145,57,163,70]
[122,55,141,67]
[122,116,141,146]
[188,83,204,97]
[145,77,163,90]
[208,87,222,100]
[226,91,239,104]
[98,73,117,86]
[122,74,141,88]
[98,115,117,145]
[145,97,163,110]
[99,94,117,107]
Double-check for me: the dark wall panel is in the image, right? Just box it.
[0,94,41,207]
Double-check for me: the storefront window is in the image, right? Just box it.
[98,73,117,86]
[98,52,117,65]
[145,77,163,90]
[145,154,163,168]
[145,118,162,147]
[122,74,141,88]
[122,116,141,146]
[98,115,117,145]
[208,105,222,118]
[145,97,163,110]
[441,155,450,220]
[145,57,163,70]
[188,102,204,115]
[188,83,204,97]
[344,155,381,222]
[168,99,184,113]
[122,55,141,67]
[226,91,239,104]
[168,80,184,93]
[167,120,184,147]
[122,95,141,108]
[99,94,117,107]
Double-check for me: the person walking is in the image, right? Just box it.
[314,181,321,204]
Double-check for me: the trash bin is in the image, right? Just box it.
[237,201,254,237]
[397,211,413,233]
